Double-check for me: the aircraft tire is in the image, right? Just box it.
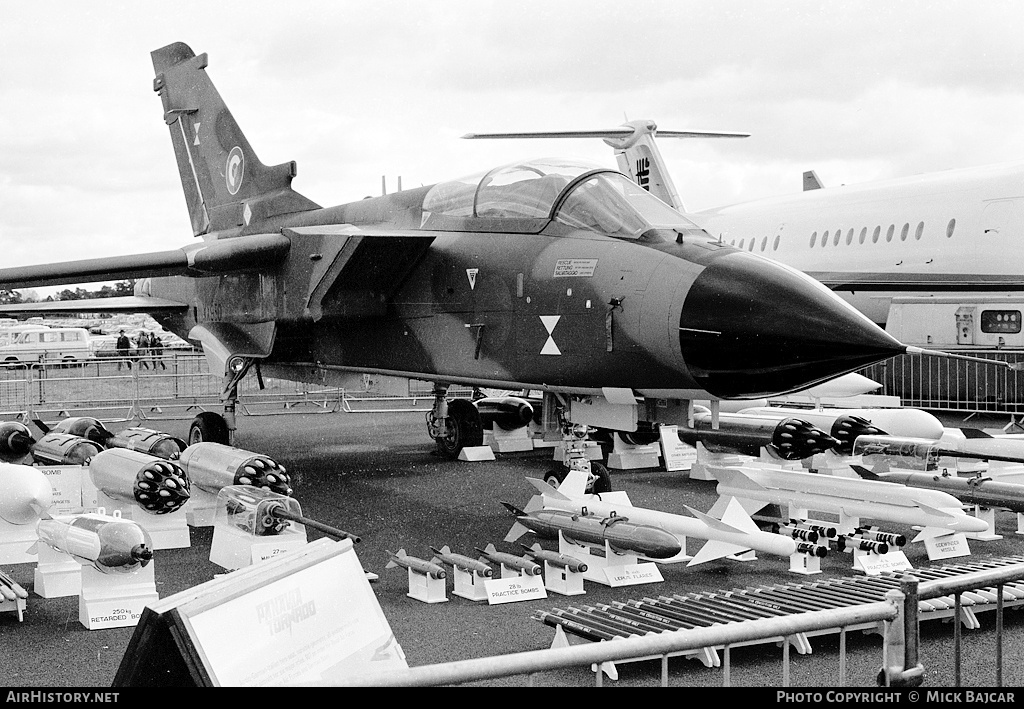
[434,398,483,459]
[189,412,230,446]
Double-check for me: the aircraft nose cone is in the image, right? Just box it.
[679,252,903,398]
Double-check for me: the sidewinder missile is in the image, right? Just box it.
[35,513,154,574]
[88,448,191,514]
[709,465,990,536]
[517,470,797,565]
[474,543,542,576]
[678,412,839,460]
[0,568,28,601]
[0,422,35,462]
[30,432,103,465]
[501,504,684,560]
[429,545,494,577]
[474,396,535,430]
[177,442,292,496]
[0,462,52,525]
[852,465,1024,515]
[519,543,588,573]
[105,427,186,460]
[736,406,888,454]
[385,549,447,579]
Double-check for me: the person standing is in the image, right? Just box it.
[137,331,151,370]
[116,330,132,371]
[150,334,166,370]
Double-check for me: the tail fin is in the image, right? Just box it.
[151,42,320,237]
[463,119,747,211]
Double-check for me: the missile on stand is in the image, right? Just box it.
[852,462,1024,515]
[795,542,829,558]
[474,543,543,576]
[474,396,535,430]
[429,545,494,578]
[35,513,154,574]
[520,543,589,573]
[0,462,52,525]
[30,432,103,465]
[0,422,35,462]
[88,448,191,514]
[679,412,839,460]
[177,442,292,496]
[501,503,683,560]
[836,536,890,555]
[385,549,446,580]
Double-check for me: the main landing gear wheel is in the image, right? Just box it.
[543,462,613,494]
[188,412,230,446]
[434,398,484,459]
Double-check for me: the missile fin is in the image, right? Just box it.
[560,470,590,498]
[504,521,530,543]
[687,539,751,566]
[524,494,544,514]
[718,496,764,535]
[528,477,569,500]
[912,526,954,542]
[960,428,994,439]
[850,465,881,481]
[711,466,769,493]
[384,549,403,569]
[684,504,746,535]
[709,494,765,519]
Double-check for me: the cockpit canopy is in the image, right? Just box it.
[421,158,705,239]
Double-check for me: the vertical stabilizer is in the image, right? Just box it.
[151,42,320,236]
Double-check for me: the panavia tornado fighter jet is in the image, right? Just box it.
[0,42,907,455]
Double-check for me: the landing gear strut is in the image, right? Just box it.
[546,414,613,494]
[188,356,252,447]
[426,384,483,459]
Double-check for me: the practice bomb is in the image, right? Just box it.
[385,549,447,580]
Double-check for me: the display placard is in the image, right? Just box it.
[658,425,697,472]
[484,574,547,605]
[113,538,405,686]
[854,550,914,576]
[924,533,972,561]
[603,562,664,587]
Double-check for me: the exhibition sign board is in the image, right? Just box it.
[113,538,406,686]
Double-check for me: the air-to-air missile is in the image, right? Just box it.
[502,503,684,561]
[0,422,35,462]
[0,568,28,601]
[35,513,154,574]
[474,543,543,576]
[852,464,1024,515]
[677,411,840,460]
[88,448,191,514]
[177,442,292,496]
[429,545,495,578]
[473,396,536,431]
[30,432,103,465]
[0,462,52,525]
[514,470,798,565]
[519,543,589,573]
[385,549,447,580]
[708,465,990,537]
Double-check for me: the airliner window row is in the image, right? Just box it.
[727,219,956,252]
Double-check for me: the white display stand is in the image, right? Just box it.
[79,561,158,630]
[404,567,448,604]
[556,531,663,587]
[0,595,25,622]
[688,444,749,481]
[606,433,661,470]
[209,488,308,571]
[542,560,586,596]
[33,542,82,598]
[966,506,1003,541]
[484,425,534,453]
[807,452,860,478]
[37,465,86,514]
[81,471,191,550]
[0,519,40,565]
[457,446,495,461]
[451,566,490,602]
[789,550,823,575]
[185,487,220,527]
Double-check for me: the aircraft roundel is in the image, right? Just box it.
[225,146,245,195]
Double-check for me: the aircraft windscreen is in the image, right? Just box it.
[422,158,598,220]
[555,172,701,239]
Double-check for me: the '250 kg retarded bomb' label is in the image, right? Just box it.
[256,588,317,636]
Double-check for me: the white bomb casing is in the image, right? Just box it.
[0,462,52,524]
[36,512,153,574]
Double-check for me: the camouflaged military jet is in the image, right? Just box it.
[0,42,906,456]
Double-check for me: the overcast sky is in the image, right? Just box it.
[3,0,1024,294]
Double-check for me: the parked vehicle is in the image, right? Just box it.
[0,327,94,364]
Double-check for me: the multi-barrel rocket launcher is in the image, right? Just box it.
[677,410,842,461]
[34,512,154,574]
[177,442,292,496]
[87,448,192,515]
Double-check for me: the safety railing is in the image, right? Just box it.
[858,350,1024,415]
[328,563,1024,687]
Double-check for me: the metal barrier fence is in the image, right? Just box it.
[0,354,472,422]
[332,562,1024,688]
[858,350,1024,415]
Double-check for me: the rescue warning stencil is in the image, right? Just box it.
[553,259,598,277]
